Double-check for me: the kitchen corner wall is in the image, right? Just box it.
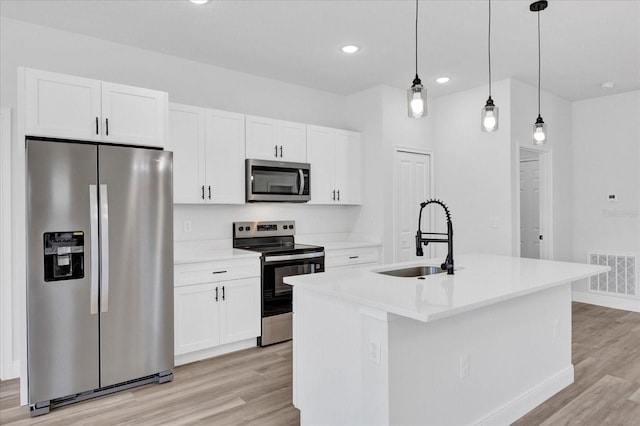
[345,85,435,263]
[432,79,513,256]
[432,79,573,260]
[571,90,640,311]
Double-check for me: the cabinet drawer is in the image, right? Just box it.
[175,258,260,286]
[325,247,381,269]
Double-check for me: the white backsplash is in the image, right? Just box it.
[174,203,362,242]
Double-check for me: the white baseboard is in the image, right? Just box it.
[174,338,257,366]
[572,291,640,313]
[475,365,574,426]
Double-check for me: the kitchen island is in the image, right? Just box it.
[284,253,608,426]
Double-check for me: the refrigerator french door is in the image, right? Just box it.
[26,138,174,415]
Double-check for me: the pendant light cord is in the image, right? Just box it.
[488,0,492,97]
[537,10,541,116]
[415,0,419,76]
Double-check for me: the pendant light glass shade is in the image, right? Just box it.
[408,75,426,118]
[531,0,548,144]
[481,0,499,132]
[533,115,547,144]
[408,0,426,119]
[481,97,499,132]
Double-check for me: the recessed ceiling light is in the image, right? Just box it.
[341,45,359,54]
[190,0,209,4]
[601,81,615,89]
[435,77,450,84]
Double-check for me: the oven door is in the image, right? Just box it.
[246,159,310,202]
[261,252,324,317]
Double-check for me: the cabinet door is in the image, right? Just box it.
[205,109,245,204]
[174,283,220,355]
[279,120,307,162]
[245,115,279,160]
[335,130,362,205]
[101,82,167,147]
[25,68,101,141]
[219,278,260,345]
[168,104,206,204]
[306,125,336,204]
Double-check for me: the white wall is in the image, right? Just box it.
[432,78,573,262]
[511,79,573,262]
[571,90,640,310]
[432,79,513,257]
[345,85,434,263]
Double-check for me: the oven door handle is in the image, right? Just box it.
[264,251,325,263]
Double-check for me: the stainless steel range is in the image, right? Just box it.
[233,220,324,346]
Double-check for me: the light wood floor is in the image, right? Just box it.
[1,302,639,425]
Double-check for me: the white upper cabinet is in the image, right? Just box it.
[307,125,362,205]
[23,68,167,148]
[245,115,306,163]
[25,69,101,141]
[167,104,206,204]
[101,82,167,146]
[168,103,245,204]
[204,109,245,204]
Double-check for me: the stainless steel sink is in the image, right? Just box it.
[377,266,446,278]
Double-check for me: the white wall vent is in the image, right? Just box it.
[588,252,637,298]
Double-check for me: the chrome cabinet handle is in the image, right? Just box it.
[215,286,219,302]
[105,118,109,136]
[99,184,110,313]
[222,286,225,301]
[95,117,99,135]
[274,145,278,157]
[337,190,340,201]
[279,145,283,158]
[201,185,205,200]
[332,190,336,201]
[89,185,99,315]
[208,185,212,200]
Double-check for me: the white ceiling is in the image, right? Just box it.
[1,0,638,101]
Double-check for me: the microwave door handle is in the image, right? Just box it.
[298,169,305,195]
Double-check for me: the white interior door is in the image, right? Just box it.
[520,158,541,259]
[394,150,431,262]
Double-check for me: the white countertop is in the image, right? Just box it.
[320,241,382,251]
[174,245,259,264]
[284,253,609,323]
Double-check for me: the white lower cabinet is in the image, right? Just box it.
[174,259,260,362]
[325,246,381,270]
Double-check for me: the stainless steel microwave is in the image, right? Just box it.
[246,159,310,202]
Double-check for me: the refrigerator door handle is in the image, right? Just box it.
[99,184,110,313]
[89,185,99,315]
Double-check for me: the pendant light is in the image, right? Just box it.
[531,0,548,144]
[481,0,498,132]
[407,0,426,118]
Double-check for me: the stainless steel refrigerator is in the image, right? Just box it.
[26,138,174,416]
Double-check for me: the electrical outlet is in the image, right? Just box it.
[368,337,381,364]
[459,354,470,378]
[183,220,192,233]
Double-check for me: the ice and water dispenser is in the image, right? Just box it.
[43,232,85,281]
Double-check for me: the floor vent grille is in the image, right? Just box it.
[588,252,637,298]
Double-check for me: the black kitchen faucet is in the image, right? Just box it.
[415,199,454,275]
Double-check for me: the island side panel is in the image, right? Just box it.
[294,287,378,425]
[388,283,573,426]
